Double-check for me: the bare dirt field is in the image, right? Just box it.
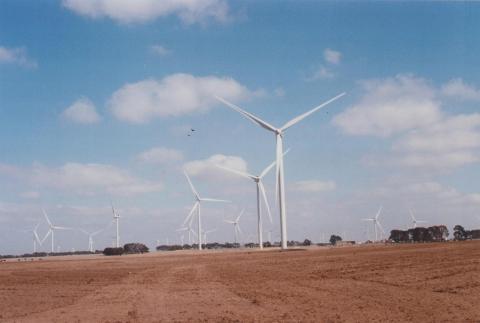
[1,241,479,323]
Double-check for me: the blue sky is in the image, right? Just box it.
[1,1,480,254]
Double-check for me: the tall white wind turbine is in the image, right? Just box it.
[43,209,71,253]
[362,206,385,242]
[409,209,427,228]
[111,203,120,248]
[216,153,288,249]
[224,209,244,246]
[215,92,346,249]
[183,171,229,250]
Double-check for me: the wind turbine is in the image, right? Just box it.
[217,151,289,250]
[224,209,244,246]
[20,223,42,253]
[215,92,346,249]
[111,203,120,248]
[409,209,427,228]
[176,226,196,245]
[362,206,385,242]
[183,171,229,250]
[203,228,217,245]
[79,228,105,252]
[43,209,71,253]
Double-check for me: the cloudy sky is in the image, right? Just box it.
[1,1,480,254]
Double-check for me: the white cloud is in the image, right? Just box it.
[0,46,37,68]
[62,97,101,124]
[184,154,248,180]
[292,180,336,193]
[109,73,255,123]
[333,75,442,137]
[392,114,480,169]
[62,0,230,25]
[324,48,341,65]
[137,147,184,164]
[305,65,334,81]
[0,162,163,196]
[441,78,480,101]
[150,44,171,56]
[394,114,480,153]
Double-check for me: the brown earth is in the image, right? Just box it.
[1,241,479,323]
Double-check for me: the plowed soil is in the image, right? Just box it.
[1,241,479,322]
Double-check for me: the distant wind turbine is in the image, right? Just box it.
[43,209,71,253]
[176,226,197,245]
[409,209,427,228]
[79,227,106,253]
[216,152,288,249]
[183,171,229,250]
[215,92,346,249]
[362,206,385,242]
[203,228,217,245]
[224,209,244,246]
[20,223,42,253]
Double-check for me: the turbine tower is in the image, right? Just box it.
[215,92,345,249]
[111,203,120,248]
[362,206,385,242]
[224,209,244,246]
[409,209,427,228]
[216,153,288,249]
[183,171,229,250]
[43,209,71,253]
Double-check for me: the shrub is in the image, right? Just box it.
[123,243,149,254]
[103,247,124,256]
[329,235,342,245]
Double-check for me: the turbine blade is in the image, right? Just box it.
[182,202,198,227]
[409,209,416,221]
[214,96,277,132]
[41,230,51,244]
[237,224,243,236]
[184,171,200,200]
[42,209,52,227]
[377,222,386,235]
[375,206,383,220]
[236,209,245,222]
[216,164,255,180]
[79,229,89,235]
[200,198,230,203]
[91,228,104,236]
[280,92,346,132]
[259,148,290,179]
[176,227,189,232]
[362,218,374,221]
[259,181,273,224]
[33,231,41,244]
[53,226,72,230]
[224,220,236,224]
